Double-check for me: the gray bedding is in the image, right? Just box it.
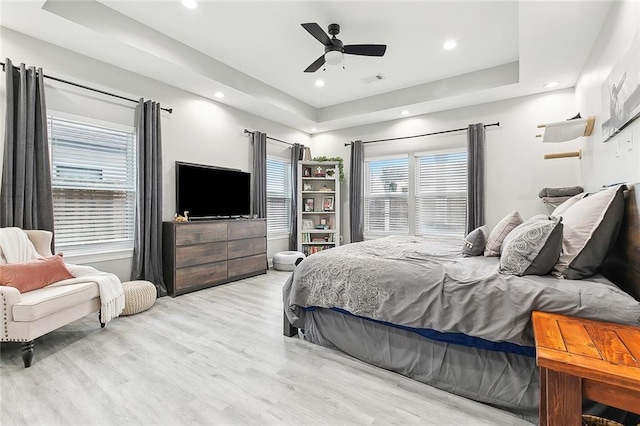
[284,236,640,347]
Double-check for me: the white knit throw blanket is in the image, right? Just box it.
[0,227,124,324]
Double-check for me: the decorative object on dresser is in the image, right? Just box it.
[162,219,267,296]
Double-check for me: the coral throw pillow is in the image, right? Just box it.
[0,254,74,293]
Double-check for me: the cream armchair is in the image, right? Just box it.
[0,230,102,367]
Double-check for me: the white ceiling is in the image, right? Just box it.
[0,0,613,133]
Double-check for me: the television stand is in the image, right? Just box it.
[162,218,267,296]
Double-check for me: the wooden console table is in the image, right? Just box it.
[532,311,640,425]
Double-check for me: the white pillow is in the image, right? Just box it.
[484,211,524,257]
[551,192,586,217]
[553,185,626,279]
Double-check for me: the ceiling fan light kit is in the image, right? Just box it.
[302,22,387,73]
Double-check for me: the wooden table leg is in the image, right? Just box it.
[545,369,582,426]
[540,367,548,426]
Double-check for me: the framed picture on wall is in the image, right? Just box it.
[601,33,640,142]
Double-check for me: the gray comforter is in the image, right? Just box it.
[284,236,640,347]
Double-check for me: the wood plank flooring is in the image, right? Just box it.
[1,270,531,425]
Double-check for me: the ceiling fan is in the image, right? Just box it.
[301,23,387,73]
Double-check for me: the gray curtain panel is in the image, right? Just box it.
[467,123,485,233]
[289,143,304,250]
[251,131,267,218]
[349,140,364,243]
[132,99,167,297]
[0,58,54,232]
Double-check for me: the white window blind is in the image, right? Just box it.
[48,116,136,255]
[415,150,467,237]
[266,157,291,236]
[365,157,409,234]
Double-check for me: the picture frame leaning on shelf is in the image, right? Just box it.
[322,196,334,211]
[303,198,314,212]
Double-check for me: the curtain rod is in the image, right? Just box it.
[0,61,173,114]
[344,122,500,146]
[243,128,295,147]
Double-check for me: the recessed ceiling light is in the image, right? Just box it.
[214,92,225,99]
[315,80,325,87]
[543,81,560,88]
[401,110,410,116]
[182,0,198,9]
[310,128,317,132]
[443,40,457,50]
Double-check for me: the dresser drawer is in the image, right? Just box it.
[175,222,227,246]
[228,254,266,277]
[228,220,266,240]
[175,241,227,268]
[227,237,266,260]
[175,261,227,290]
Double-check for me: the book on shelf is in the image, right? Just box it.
[302,245,335,256]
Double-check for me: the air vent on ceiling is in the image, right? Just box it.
[360,74,385,84]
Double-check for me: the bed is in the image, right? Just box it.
[283,183,640,423]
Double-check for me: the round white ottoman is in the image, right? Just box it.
[121,280,156,316]
[273,251,306,271]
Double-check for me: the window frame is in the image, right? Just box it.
[364,154,410,237]
[47,111,137,259]
[266,155,291,239]
[414,148,468,239]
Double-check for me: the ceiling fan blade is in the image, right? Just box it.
[344,44,387,57]
[304,55,326,73]
[302,23,333,47]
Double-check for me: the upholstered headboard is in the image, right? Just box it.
[601,183,640,301]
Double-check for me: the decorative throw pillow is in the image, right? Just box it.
[499,216,563,276]
[462,225,489,257]
[553,185,626,280]
[0,254,74,293]
[551,192,587,217]
[484,212,524,257]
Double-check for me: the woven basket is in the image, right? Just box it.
[122,280,156,316]
[582,415,624,426]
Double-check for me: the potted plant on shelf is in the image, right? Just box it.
[312,156,345,183]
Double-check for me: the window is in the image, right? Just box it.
[365,157,409,234]
[48,116,136,255]
[266,157,291,237]
[415,150,467,238]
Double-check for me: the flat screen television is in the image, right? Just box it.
[176,161,251,219]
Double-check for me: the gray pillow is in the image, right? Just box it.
[484,211,524,257]
[462,225,489,257]
[553,185,626,279]
[500,216,563,276]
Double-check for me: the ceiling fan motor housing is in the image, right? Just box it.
[325,38,343,54]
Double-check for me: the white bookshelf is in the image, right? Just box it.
[297,161,341,256]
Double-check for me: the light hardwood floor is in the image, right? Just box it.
[1,270,531,425]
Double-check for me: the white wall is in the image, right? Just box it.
[311,89,582,243]
[0,28,309,279]
[576,0,640,190]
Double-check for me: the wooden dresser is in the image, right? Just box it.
[163,219,267,296]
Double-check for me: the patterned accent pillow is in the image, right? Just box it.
[484,211,524,257]
[500,217,563,276]
[553,185,626,279]
[462,225,489,257]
